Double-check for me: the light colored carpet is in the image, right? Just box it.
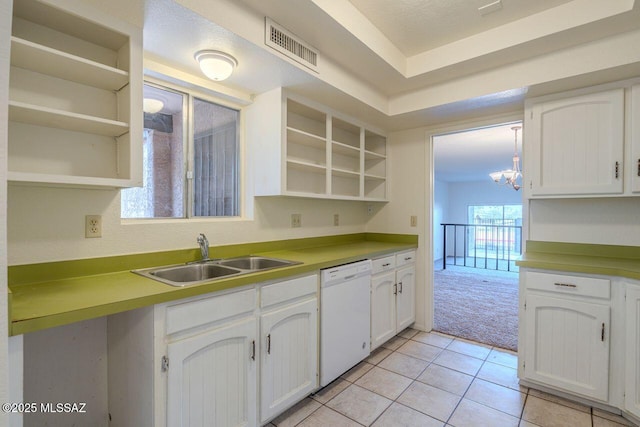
[433,265,519,351]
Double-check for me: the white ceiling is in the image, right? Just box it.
[433,121,523,183]
[348,0,573,56]
[138,0,640,183]
[153,0,640,128]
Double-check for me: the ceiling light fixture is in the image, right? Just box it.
[194,50,238,81]
[143,98,164,114]
[490,125,522,191]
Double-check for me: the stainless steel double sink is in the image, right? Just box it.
[133,256,301,287]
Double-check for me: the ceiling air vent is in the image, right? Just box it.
[265,18,318,72]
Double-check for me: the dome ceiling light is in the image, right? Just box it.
[143,98,164,114]
[194,50,238,81]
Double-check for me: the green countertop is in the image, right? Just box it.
[517,240,640,280]
[8,233,418,336]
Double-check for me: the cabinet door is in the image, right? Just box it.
[524,294,610,401]
[626,285,640,418]
[528,89,624,196]
[396,266,416,331]
[260,298,318,423]
[631,85,640,193]
[371,271,397,350]
[166,317,257,427]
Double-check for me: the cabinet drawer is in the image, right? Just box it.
[525,271,610,299]
[396,251,416,267]
[261,274,318,308]
[165,288,256,335]
[372,256,395,274]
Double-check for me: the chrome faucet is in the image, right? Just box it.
[197,233,209,261]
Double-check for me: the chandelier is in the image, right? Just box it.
[489,125,522,191]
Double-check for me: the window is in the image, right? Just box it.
[121,83,239,219]
[467,204,522,226]
[466,204,522,259]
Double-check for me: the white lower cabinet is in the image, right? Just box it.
[396,265,416,331]
[370,250,416,350]
[524,294,610,400]
[260,298,318,423]
[626,283,640,419]
[167,317,258,427]
[521,271,611,402]
[371,270,396,349]
[108,273,318,427]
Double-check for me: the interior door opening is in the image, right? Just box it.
[432,122,522,351]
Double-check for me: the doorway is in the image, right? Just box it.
[432,122,522,351]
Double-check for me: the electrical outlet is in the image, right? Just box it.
[85,215,102,238]
[410,215,417,227]
[291,213,302,228]
[333,214,339,226]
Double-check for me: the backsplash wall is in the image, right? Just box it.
[7,185,370,265]
[528,197,640,246]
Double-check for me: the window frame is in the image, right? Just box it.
[123,77,243,220]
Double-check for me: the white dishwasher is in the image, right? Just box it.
[320,259,372,387]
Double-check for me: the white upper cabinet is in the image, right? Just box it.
[8,0,142,188]
[525,88,624,197]
[246,87,388,201]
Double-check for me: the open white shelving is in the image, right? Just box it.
[247,88,387,201]
[8,0,142,188]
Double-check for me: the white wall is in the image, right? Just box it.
[0,0,11,424]
[366,127,427,329]
[432,179,448,262]
[528,198,640,246]
[7,186,369,265]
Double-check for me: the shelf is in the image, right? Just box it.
[365,150,386,160]
[332,117,360,148]
[332,168,360,178]
[365,130,386,156]
[248,88,387,201]
[8,171,134,188]
[287,127,326,148]
[364,174,386,181]
[9,101,129,137]
[332,141,361,157]
[287,99,326,138]
[287,159,327,174]
[10,37,129,91]
[13,0,129,52]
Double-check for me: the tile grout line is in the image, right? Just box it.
[298,329,605,427]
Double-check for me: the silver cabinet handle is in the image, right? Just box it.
[554,282,577,288]
[393,283,397,295]
[601,323,605,342]
[267,334,271,355]
[250,340,256,360]
[382,263,391,267]
[398,281,403,293]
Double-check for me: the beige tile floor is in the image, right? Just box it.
[269,329,639,427]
